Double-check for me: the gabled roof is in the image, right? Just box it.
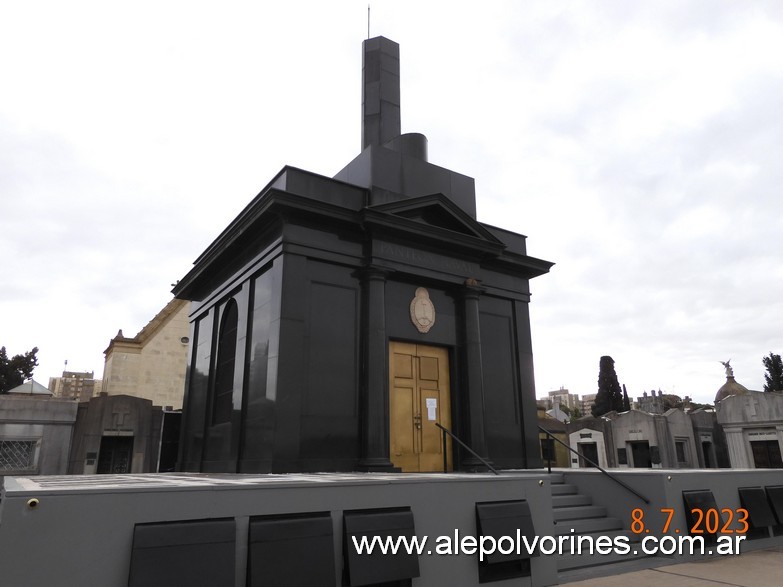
[362,193,508,261]
[367,194,503,244]
[134,298,189,344]
[538,414,567,432]
[104,298,190,356]
[6,379,52,396]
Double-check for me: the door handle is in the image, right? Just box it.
[413,413,422,429]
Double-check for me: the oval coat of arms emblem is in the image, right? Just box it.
[410,287,436,333]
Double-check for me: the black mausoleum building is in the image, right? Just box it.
[173,37,553,474]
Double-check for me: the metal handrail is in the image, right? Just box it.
[435,423,500,475]
[538,425,650,505]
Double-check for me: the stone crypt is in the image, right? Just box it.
[173,36,553,474]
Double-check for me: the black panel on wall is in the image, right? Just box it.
[248,512,336,587]
[128,518,235,587]
[158,411,181,472]
[738,486,777,538]
[343,508,420,586]
[300,261,360,463]
[202,286,249,471]
[765,485,783,524]
[480,298,524,466]
[240,266,277,470]
[475,500,535,583]
[179,310,214,470]
[306,281,358,417]
[682,490,721,543]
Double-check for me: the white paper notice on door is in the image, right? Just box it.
[426,398,437,421]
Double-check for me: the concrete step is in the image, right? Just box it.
[553,505,607,522]
[554,516,624,535]
[552,493,592,508]
[551,483,578,496]
[548,474,659,578]
[548,472,565,484]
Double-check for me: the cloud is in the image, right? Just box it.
[2,1,782,406]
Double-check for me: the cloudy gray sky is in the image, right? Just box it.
[2,1,782,404]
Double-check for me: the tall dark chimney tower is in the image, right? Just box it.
[339,36,478,214]
[362,37,401,149]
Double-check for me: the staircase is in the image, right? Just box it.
[549,472,654,581]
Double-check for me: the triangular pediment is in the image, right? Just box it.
[368,194,502,244]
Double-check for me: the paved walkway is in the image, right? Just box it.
[560,546,783,586]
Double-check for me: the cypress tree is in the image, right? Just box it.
[762,352,783,392]
[592,356,624,417]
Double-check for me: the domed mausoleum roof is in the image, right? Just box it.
[715,376,749,403]
[714,361,750,403]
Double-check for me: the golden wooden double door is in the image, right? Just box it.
[389,342,452,472]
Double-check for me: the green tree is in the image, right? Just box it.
[622,384,631,412]
[592,356,624,417]
[661,394,683,411]
[762,352,783,392]
[688,401,714,411]
[0,346,39,394]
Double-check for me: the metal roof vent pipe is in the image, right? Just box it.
[384,132,428,161]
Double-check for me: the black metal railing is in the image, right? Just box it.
[538,425,650,504]
[435,423,500,475]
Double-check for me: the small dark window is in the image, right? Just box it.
[702,442,713,468]
[675,441,686,464]
[212,299,238,425]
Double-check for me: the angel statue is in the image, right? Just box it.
[720,360,733,378]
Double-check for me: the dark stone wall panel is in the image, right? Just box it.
[480,299,524,464]
[179,310,214,469]
[240,265,279,468]
[514,300,542,468]
[300,417,360,461]
[297,260,361,464]
[271,255,308,468]
[202,285,251,469]
[305,281,359,417]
